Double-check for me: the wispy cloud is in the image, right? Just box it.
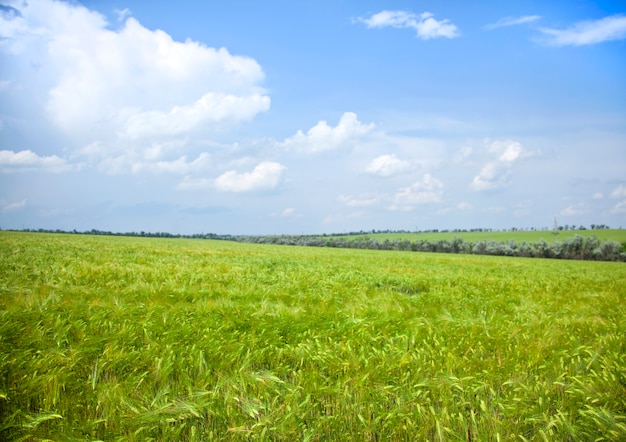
[358,10,459,39]
[485,15,541,30]
[338,194,381,208]
[611,185,626,198]
[610,185,626,214]
[539,14,626,46]
[278,208,298,217]
[177,176,211,191]
[2,199,26,213]
[471,140,528,192]
[94,149,211,176]
[391,174,444,211]
[611,200,626,214]
[114,8,132,22]
[560,203,587,217]
[436,202,473,215]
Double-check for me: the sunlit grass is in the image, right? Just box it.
[1,232,625,440]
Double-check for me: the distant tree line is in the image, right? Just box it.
[7,226,625,262]
[228,234,625,262]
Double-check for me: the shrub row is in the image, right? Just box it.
[232,234,625,262]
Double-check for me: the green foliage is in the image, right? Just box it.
[241,234,626,261]
[1,232,625,440]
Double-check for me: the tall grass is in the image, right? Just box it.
[1,232,625,440]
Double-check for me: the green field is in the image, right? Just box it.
[1,232,625,441]
[336,228,626,244]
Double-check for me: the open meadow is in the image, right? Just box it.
[1,231,625,441]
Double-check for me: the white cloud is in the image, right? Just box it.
[453,146,472,163]
[560,204,587,216]
[2,199,27,212]
[214,161,286,192]
[471,140,526,191]
[611,200,626,214]
[280,208,296,217]
[365,154,412,177]
[130,153,211,175]
[0,149,77,173]
[123,93,270,139]
[359,10,459,39]
[592,192,604,199]
[498,142,523,162]
[95,149,211,175]
[485,15,541,30]
[279,112,374,153]
[391,173,444,211]
[539,15,626,46]
[611,185,626,198]
[338,194,380,208]
[436,201,473,215]
[176,176,211,191]
[0,0,269,138]
[115,8,132,22]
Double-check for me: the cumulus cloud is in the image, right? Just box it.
[0,0,269,138]
[471,140,527,191]
[279,112,374,153]
[485,15,541,30]
[391,174,444,211]
[358,10,459,39]
[214,161,286,192]
[365,154,412,177]
[0,149,77,173]
[539,15,626,46]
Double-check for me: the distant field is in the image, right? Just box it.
[1,232,625,440]
[337,228,626,244]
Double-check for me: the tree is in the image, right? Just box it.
[552,217,559,241]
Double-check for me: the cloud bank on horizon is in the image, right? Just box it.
[1,0,625,234]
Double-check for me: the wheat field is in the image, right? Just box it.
[1,232,625,441]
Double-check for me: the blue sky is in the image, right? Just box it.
[1,0,625,234]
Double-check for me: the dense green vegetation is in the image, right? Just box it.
[239,233,626,261]
[1,232,625,441]
[336,228,626,244]
[12,228,626,261]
